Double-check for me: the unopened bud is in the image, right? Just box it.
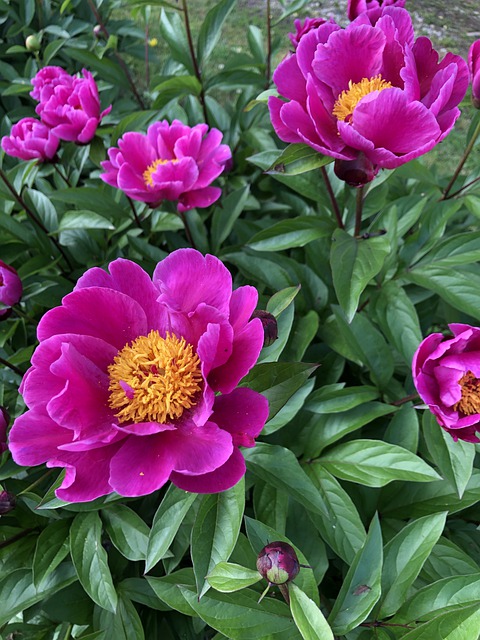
[25,34,41,52]
[93,25,103,39]
[256,541,300,585]
[0,406,9,454]
[0,491,16,515]
[251,310,278,347]
[334,153,378,187]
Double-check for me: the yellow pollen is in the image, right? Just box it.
[108,330,203,425]
[332,75,392,122]
[143,158,178,187]
[453,371,480,416]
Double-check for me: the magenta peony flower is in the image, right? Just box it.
[269,8,469,175]
[8,249,268,501]
[35,68,111,144]
[468,40,480,108]
[289,17,329,49]
[1,117,60,162]
[100,120,232,212]
[412,324,480,443]
[347,0,406,22]
[0,406,9,454]
[0,261,22,319]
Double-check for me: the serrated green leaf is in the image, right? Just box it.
[70,512,118,613]
[101,504,150,561]
[206,562,262,593]
[290,583,334,640]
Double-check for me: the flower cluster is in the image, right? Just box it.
[413,324,480,443]
[1,66,110,162]
[0,261,22,320]
[269,7,469,183]
[100,120,232,211]
[9,249,268,501]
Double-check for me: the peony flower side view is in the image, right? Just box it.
[269,7,469,182]
[8,249,268,501]
[468,39,480,108]
[347,0,406,22]
[1,117,60,162]
[413,324,480,443]
[100,120,232,211]
[0,261,22,319]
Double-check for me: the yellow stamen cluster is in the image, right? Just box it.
[143,158,178,187]
[453,370,480,416]
[108,330,203,424]
[332,75,392,122]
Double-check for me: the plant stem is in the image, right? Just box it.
[0,355,23,377]
[0,167,74,273]
[265,0,272,88]
[86,0,146,110]
[179,210,197,249]
[145,19,150,91]
[127,196,144,228]
[354,185,364,236]
[447,175,480,199]
[181,0,210,126]
[18,469,54,496]
[321,167,344,229]
[0,528,37,550]
[442,119,480,199]
[390,392,421,406]
[52,162,71,187]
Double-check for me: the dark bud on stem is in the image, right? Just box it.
[0,491,16,515]
[256,541,300,585]
[334,153,378,187]
[93,25,103,39]
[251,310,278,347]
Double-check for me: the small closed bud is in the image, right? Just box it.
[251,310,278,347]
[25,34,41,52]
[93,25,103,39]
[0,490,16,515]
[256,541,300,585]
[0,406,9,454]
[334,153,378,187]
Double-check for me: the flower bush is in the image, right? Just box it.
[100,120,232,211]
[9,249,268,500]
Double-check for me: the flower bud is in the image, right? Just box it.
[0,261,22,319]
[0,406,9,454]
[334,153,378,187]
[0,490,16,515]
[93,25,103,39]
[251,310,278,347]
[256,541,300,585]
[25,34,41,52]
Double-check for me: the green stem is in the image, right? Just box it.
[127,196,144,229]
[52,162,71,187]
[18,468,54,496]
[321,167,344,229]
[442,119,480,199]
[390,392,420,406]
[447,175,480,199]
[181,0,210,126]
[0,528,37,550]
[354,185,364,236]
[0,355,23,377]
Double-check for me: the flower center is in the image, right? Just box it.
[332,75,392,122]
[108,330,203,424]
[453,370,480,416]
[143,158,179,187]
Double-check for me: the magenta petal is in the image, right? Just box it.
[211,388,269,447]
[168,420,233,475]
[171,447,246,493]
[9,410,69,467]
[229,286,258,331]
[177,186,222,212]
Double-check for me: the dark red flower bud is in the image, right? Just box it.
[256,541,300,585]
[0,490,16,515]
[334,153,378,187]
[251,310,278,347]
[0,406,9,454]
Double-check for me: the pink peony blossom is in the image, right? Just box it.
[412,324,480,443]
[35,68,111,144]
[468,40,480,108]
[100,120,232,212]
[269,8,469,176]
[8,249,268,501]
[347,0,406,22]
[289,17,330,49]
[1,117,60,162]
[0,261,22,319]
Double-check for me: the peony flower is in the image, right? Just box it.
[0,261,22,319]
[347,0,406,22]
[0,406,9,454]
[100,120,232,212]
[412,324,480,443]
[269,8,469,177]
[1,117,60,162]
[8,249,268,501]
[468,40,480,108]
[35,67,111,144]
[289,17,329,49]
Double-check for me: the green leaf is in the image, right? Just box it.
[421,537,480,582]
[101,504,150,561]
[57,210,114,231]
[191,479,245,598]
[257,303,295,363]
[151,76,202,109]
[24,188,58,231]
[378,512,447,618]
[118,577,169,611]
[240,362,317,420]
[146,569,197,616]
[70,512,118,613]
[422,411,475,498]
[266,285,301,318]
[330,229,390,323]
[93,594,145,640]
[305,385,379,414]
[159,9,194,73]
[290,583,334,640]
[265,143,333,175]
[211,185,250,252]
[328,514,383,635]
[197,0,236,65]
[319,439,441,487]
[206,562,262,593]
[393,573,480,624]
[400,603,480,640]
[248,217,333,252]
[146,485,197,572]
[33,518,71,587]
